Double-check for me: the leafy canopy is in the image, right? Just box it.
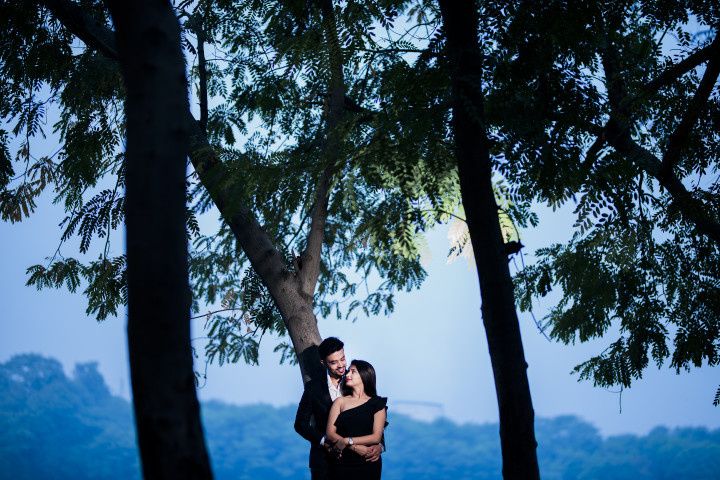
[4,0,716,395]
[481,1,720,389]
[0,0,473,366]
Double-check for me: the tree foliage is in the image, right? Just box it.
[481,1,720,389]
[2,0,717,392]
[0,0,467,366]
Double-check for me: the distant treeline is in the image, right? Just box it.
[1,354,718,479]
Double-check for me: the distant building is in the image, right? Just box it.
[391,400,444,422]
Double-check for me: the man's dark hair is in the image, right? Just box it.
[318,337,344,361]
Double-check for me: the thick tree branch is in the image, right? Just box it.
[597,8,629,107]
[579,29,628,175]
[33,0,327,387]
[38,0,320,341]
[39,0,291,292]
[186,119,291,289]
[588,27,720,245]
[187,119,324,382]
[343,94,378,121]
[579,134,605,175]
[661,36,720,176]
[633,40,720,106]
[297,0,347,297]
[584,40,720,174]
[41,0,118,59]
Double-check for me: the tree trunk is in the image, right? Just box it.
[108,1,213,478]
[181,0,354,384]
[438,1,540,478]
[39,0,355,386]
[184,147,325,382]
[40,0,327,384]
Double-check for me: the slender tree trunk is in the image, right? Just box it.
[438,1,540,478]
[108,1,213,478]
[183,0,351,385]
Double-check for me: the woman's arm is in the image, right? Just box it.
[325,398,345,446]
[348,408,386,446]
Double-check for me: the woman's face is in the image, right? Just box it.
[344,364,364,390]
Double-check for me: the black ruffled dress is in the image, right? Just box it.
[329,396,388,480]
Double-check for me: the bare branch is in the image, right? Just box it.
[190,307,245,320]
[348,47,429,55]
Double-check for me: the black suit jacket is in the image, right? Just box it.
[294,377,334,469]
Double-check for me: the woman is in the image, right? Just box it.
[325,359,387,480]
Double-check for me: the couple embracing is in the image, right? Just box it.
[295,337,388,480]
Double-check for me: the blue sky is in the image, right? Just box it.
[1,189,718,437]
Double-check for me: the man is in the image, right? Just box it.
[294,337,383,479]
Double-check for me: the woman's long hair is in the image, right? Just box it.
[343,359,377,397]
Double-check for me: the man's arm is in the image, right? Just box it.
[356,444,382,462]
[294,388,322,444]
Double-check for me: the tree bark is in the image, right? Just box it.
[187,128,324,381]
[38,0,328,383]
[438,1,540,479]
[183,0,352,383]
[38,0,369,386]
[107,0,213,478]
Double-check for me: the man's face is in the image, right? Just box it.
[323,349,346,378]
